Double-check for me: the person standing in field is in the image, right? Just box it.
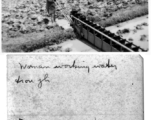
[46,0,56,23]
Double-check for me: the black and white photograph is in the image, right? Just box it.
[0,0,152,120]
[2,0,149,52]
[7,54,144,120]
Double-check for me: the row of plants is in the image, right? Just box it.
[87,3,148,27]
[2,27,76,52]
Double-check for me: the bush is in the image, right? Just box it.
[140,35,147,41]
[128,38,134,41]
[122,28,130,34]
[136,24,143,30]
[142,22,148,26]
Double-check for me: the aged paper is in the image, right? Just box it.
[7,55,144,120]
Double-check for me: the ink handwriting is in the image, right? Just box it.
[93,59,117,70]
[14,59,118,88]
[54,59,90,73]
[19,63,50,70]
[15,76,34,84]
[18,59,117,73]
[14,73,50,89]
[37,73,50,88]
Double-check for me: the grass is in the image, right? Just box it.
[2,27,76,52]
[92,3,148,27]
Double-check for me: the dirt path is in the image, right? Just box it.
[56,19,72,30]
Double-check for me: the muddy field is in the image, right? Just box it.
[107,15,148,50]
[2,0,149,52]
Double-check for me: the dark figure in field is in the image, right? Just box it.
[46,0,56,22]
